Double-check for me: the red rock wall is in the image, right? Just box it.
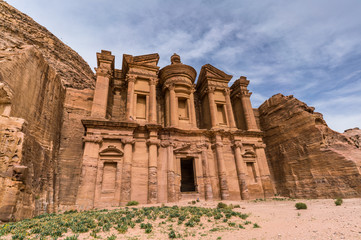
[259,94,361,198]
[0,46,65,221]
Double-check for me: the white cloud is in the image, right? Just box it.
[6,0,361,131]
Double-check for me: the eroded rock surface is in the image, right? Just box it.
[259,94,361,198]
[0,0,95,89]
[0,1,94,221]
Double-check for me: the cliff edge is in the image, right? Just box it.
[259,94,361,198]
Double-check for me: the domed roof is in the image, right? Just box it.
[159,54,197,85]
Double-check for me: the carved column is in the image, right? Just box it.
[224,89,236,128]
[112,88,122,120]
[147,139,160,203]
[76,135,103,210]
[212,136,229,200]
[233,141,249,200]
[120,137,135,204]
[198,143,213,200]
[149,78,158,123]
[207,87,218,128]
[91,68,111,118]
[189,86,197,128]
[126,74,136,120]
[161,141,177,202]
[240,92,258,131]
[254,143,275,197]
[168,84,178,126]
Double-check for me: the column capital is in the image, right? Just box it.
[95,67,112,78]
[254,143,266,149]
[149,77,159,86]
[126,74,137,83]
[121,137,135,145]
[206,86,216,94]
[160,140,177,148]
[165,83,175,91]
[82,135,103,144]
[146,139,160,146]
[224,88,231,96]
[237,91,252,98]
[196,142,210,149]
[233,141,243,149]
[212,142,223,149]
[190,84,196,93]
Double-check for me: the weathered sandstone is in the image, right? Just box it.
[259,94,361,198]
[0,0,95,89]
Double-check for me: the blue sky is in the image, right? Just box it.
[6,0,361,132]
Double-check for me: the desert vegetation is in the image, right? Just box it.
[0,202,255,239]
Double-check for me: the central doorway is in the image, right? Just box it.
[180,158,196,192]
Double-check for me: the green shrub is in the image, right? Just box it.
[168,230,177,238]
[335,198,343,206]
[217,202,228,209]
[295,202,307,210]
[107,235,117,240]
[253,223,260,228]
[126,201,139,206]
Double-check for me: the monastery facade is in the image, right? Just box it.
[76,50,274,210]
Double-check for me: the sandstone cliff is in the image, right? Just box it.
[259,94,361,198]
[0,1,95,221]
[0,0,95,89]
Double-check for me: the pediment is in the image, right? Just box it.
[99,145,123,157]
[202,64,233,82]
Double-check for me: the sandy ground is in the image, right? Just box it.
[212,198,361,240]
[82,198,361,240]
[3,198,361,240]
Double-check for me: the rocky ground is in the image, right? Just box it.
[1,198,360,240]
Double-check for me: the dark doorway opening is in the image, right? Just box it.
[180,158,196,192]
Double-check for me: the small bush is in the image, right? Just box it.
[169,230,177,238]
[253,223,260,228]
[295,202,307,210]
[335,198,343,206]
[126,201,139,206]
[217,202,228,209]
[107,235,117,240]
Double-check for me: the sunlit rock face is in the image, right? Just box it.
[259,94,361,199]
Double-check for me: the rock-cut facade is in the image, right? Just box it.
[76,50,274,210]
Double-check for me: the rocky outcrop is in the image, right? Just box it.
[0,1,95,221]
[344,128,361,149]
[0,46,65,221]
[0,0,95,89]
[259,94,361,198]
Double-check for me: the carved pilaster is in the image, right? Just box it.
[120,137,134,204]
[161,140,177,202]
[233,141,249,200]
[212,138,229,200]
[207,87,217,128]
[149,78,158,123]
[126,74,136,120]
[197,142,213,200]
[147,138,160,203]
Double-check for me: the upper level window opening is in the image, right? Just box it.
[216,103,227,125]
[178,98,189,120]
[136,94,147,119]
